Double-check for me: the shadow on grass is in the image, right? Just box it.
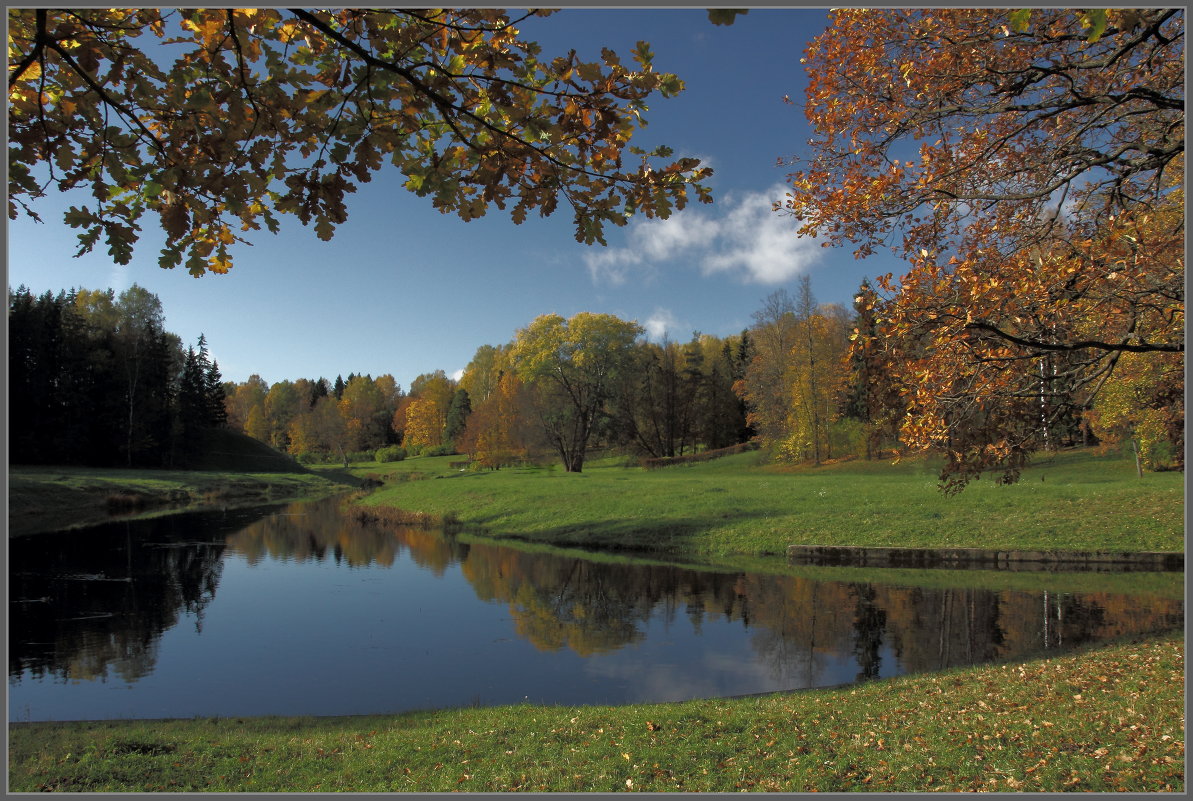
[454,510,775,556]
[309,467,370,488]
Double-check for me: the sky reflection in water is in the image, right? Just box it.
[8,496,1183,721]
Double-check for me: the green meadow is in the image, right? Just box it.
[9,633,1183,793]
[350,446,1184,558]
[8,466,350,537]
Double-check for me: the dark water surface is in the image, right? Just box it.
[9,496,1183,722]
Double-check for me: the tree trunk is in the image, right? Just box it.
[1131,438,1143,478]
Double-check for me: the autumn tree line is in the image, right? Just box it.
[220,316,758,470]
[11,270,1179,480]
[208,273,1181,476]
[9,285,226,467]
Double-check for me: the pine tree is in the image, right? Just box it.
[444,388,473,448]
[206,359,227,427]
[176,345,207,458]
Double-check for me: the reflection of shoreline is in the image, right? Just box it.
[9,507,246,684]
[10,497,1185,702]
[224,497,470,571]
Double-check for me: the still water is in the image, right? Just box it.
[9,496,1183,722]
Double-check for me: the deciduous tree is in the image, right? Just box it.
[457,372,541,468]
[264,380,302,449]
[783,8,1184,488]
[1087,350,1184,474]
[512,312,642,472]
[112,285,172,465]
[288,394,349,464]
[226,374,268,433]
[736,290,799,451]
[779,281,851,464]
[339,374,390,451]
[459,344,511,404]
[840,280,905,460]
[403,397,445,453]
[8,8,711,275]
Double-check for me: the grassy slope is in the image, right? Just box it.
[9,430,355,536]
[355,447,1184,557]
[8,633,1183,793]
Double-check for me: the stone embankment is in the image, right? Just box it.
[786,544,1184,572]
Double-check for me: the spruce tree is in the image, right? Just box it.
[206,360,227,427]
[444,388,473,448]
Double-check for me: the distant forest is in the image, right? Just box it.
[11,277,1131,476]
[10,285,226,467]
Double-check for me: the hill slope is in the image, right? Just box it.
[185,428,308,473]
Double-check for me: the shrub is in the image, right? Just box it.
[375,445,408,463]
[420,444,455,458]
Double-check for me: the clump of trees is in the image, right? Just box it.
[449,312,756,473]
[215,292,950,475]
[9,284,225,467]
[222,368,476,466]
[225,372,399,466]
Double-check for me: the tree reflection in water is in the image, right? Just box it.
[10,495,1184,704]
[10,508,236,683]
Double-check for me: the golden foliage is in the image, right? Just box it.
[8,9,712,274]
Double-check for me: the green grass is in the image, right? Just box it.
[8,633,1183,792]
[8,466,353,537]
[448,529,1187,599]
[357,447,1184,558]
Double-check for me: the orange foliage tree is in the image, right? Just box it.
[338,374,391,452]
[402,397,445,453]
[457,373,538,468]
[784,8,1184,489]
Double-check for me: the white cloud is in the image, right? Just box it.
[642,307,681,342]
[700,186,821,283]
[451,368,465,382]
[583,247,640,286]
[633,212,720,261]
[582,184,820,287]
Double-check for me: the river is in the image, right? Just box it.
[8,495,1183,721]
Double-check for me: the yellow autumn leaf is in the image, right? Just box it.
[16,59,41,82]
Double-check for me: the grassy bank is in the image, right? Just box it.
[354,447,1184,558]
[8,466,353,537]
[8,633,1183,792]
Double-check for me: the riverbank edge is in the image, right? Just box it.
[350,501,1185,568]
[786,544,1185,571]
[7,467,357,537]
[8,632,1184,793]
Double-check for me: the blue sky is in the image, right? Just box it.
[7,9,900,390]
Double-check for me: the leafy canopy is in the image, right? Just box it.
[8,8,713,275]
[784,8,1184,487]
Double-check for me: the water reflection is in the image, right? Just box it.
[9,508,242,684]
[8,496,1184,720]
